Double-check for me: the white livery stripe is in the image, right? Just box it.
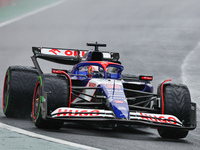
[51,107,114,118]
[130,112,182,126]
[41,48,86,57]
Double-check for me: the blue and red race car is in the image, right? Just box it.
[3,42,196,139]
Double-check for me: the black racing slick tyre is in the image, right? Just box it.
[32,74,69,129]
[3,66,39,118]
[157,83,191,139]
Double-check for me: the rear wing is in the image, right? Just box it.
[32,47,88,65]
[31,43,120,74]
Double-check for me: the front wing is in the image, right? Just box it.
[48,107,196,130]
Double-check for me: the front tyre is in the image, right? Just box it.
[157,83,191,139]
[32,74,69,129]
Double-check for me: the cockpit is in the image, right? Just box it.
[70,61,123,79]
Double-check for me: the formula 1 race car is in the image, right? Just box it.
[2,42,196,139]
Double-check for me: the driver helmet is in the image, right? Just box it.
[88,65,98,77]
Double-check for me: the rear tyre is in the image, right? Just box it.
[32,74,69,129]
[3,66,39,118]
[157,83,191,139]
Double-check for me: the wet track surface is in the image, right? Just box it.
[0,0,200,149]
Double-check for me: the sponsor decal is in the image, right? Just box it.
[115,100,124,104]
[41,48,85,57]
[56,108,100,117]
[105,84,120,89]
[65,50,74,56]
[139,112,177,125]
[89,82,96,87]
[49,49,61,55]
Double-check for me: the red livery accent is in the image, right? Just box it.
[63,50,86,57]
[79,51,86,57]
[57,109,100,117]
[65,50,73,56]
[115,100,124,104]
[84,61,121,71]
[90,110,100,116]
[47,49,85,57]
[89,82,96,87]
[140,112,177,124]
[140,76,153,81]
[57,109,67,117]
[79,110,88,116]
[168,117,177,124]
[161,79,172,114]
[158,116,167,123]
[69,110,79,116]
[2,73,8,110]
[52,70,72,107]
[32,82,40,120]
[49,49,61,55]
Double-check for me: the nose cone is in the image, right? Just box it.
[99,79,130,119]
[110,100,129,119]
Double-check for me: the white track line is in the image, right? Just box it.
[182,41,200,110]
[0,1,100,149]
[0,0,65,28]
[0,122,101,150]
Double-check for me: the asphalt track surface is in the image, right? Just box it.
[0,0,200,149]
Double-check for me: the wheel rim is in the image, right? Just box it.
[32,82,40,120]
[3,74,9,112]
